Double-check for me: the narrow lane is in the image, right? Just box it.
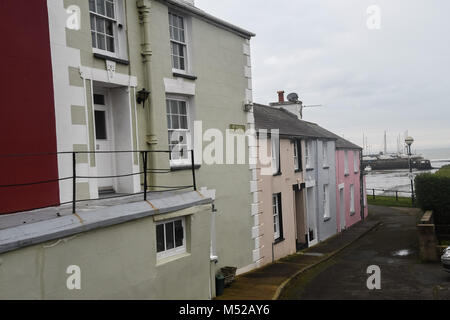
[282,206,450,300]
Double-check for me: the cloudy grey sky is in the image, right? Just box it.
[196,0,450,153]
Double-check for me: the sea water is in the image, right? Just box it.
[365,148,450,197]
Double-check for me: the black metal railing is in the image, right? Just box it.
[0,150,197,215]
[368,188,414,202]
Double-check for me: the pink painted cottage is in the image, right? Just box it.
[304,124,369,232]
[334,137,369,232]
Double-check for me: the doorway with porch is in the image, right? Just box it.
[306,186,318,247]
[91,84,141,197]
[293,185,307,251]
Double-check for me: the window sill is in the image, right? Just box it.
[273,171,282,177]
[323,166,330,169]
[306,167,314,172]
[156,252,190,267]
[173,72,198,81]
[93,53,130,65]
[344,173,350,177]
[274,237,285,245]
[295,169,303,173]
[350,211,356,216]
[324,217,331,223]
[171,164,201,172]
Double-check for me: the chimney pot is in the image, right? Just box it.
[277,91,285,103]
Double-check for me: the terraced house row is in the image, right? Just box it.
[253,93,368,267]
[0,0,367,299]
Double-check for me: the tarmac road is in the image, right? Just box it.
[281,205,450,300]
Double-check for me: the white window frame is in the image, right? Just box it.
[350,184,355,214]
[273,194,281,240]
[271,136,280,175]
[344,150,349,175]
[169,12,189,74]
[322,141,328,168]
[90,0,122,58]
[323,184,330,220]
[354,150,359,173]
[293,140,299,171]
[166,96,192,167]
[156,217,187,260]
[305,141,312,169]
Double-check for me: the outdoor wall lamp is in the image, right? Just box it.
[243,101,253,112]
[137,88,150,108]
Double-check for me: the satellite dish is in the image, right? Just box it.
[287,93,299,102]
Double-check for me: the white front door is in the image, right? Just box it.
[306,187,318,246]
[94,92,115,192]
[340,188,346,231]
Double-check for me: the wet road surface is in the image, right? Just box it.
[281,205,450,300]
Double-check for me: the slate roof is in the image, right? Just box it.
[253,104,362,150]
[253,104,336,140]
[307,123,362,150]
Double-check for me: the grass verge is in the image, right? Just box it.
[436,165,450,178]
[367,195,415,208]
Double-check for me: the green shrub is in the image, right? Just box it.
[415,173,450,224]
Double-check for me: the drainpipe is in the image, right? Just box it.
[315,140,321,242]
[360,150,365,221]
[272,242,275,263]
[137,0,158,184]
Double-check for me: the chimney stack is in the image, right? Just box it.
[270,91,303,120]
[277,91,285,103]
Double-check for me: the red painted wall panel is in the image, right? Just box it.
[0,0,60,214]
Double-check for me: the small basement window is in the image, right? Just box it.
[156,217,186,260]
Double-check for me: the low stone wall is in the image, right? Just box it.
[417,211,440,262]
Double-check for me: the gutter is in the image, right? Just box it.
[336,147,363,150]
[255,131,338,141]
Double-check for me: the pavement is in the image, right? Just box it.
[216,211,381,300]
[280,205,450,300]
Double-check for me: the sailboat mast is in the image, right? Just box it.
[363,133,365,155]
